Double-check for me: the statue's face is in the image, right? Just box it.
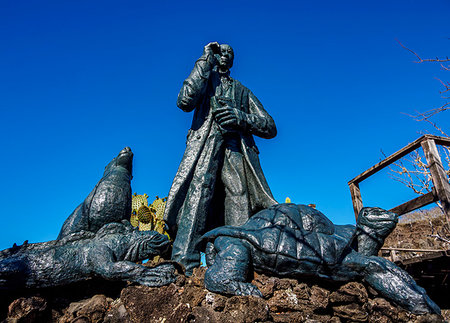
[217,44,234,70]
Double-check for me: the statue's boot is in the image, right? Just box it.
[204,237,262,297]
[339,250,440,315]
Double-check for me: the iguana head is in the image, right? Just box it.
[124,230,170,262]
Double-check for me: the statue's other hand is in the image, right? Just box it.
[213,106,247,130]
[203,42,220,57]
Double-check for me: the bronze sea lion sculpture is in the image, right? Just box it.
[58,147,133,239]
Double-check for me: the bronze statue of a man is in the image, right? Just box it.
[164,42,277,274]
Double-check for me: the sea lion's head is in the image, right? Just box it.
[104,147,133,177]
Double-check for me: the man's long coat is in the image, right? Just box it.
[163,51,277,243]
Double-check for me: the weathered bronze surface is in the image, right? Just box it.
[58,147,133,239]
[0,221,176,290]
[164,42,277,274]
[0,147,176,290]
[201,204,440,315]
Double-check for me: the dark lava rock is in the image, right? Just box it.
[252,273,278,299]
[120,284,191,322]
[6,296,50,323]
[2,266,447,323]
[293,282,311,300]
[188,266,206,287]
[58,294,110,323]
[275,278,298,291]
[268,289,309,313]
[180,285,207,307]
[190,306,221,322]
[103,299,132,323]
[329,282,368,304]
[332,303,368,322]
[271,311,308,322]
[222,296,270,323]
[202,291,228,311]
[310,285,329,310]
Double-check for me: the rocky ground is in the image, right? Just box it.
[382,207,449,260]
[3,209,449,322]
[378,208,450,322]
[2,266,447,323]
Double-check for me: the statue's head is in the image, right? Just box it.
[216,44,234,72]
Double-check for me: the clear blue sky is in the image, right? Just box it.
[0,0,449,250]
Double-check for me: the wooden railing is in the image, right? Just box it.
[348,135,450,221]
[380,247,450,265]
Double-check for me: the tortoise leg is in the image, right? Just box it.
[339,250,440,314]
[204,237,262,297]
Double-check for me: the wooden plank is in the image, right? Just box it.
[421,138,450,225]
[400,251,447,265]
[426,134,450,147]
[349,182,363,220]
[380,247,446,252]
[348,135,426,185]
[389,188,438,215]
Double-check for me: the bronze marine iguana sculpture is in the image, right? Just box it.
[0,221,176,290]
[0,147,176,291]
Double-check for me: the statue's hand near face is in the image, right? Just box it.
[203,42,220,58]
[202,43,234,72]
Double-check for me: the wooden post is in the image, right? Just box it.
[349,182,363,220]
[389,188,438,216]
[421,138,450,226]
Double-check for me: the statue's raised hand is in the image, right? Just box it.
[203,42,220,57]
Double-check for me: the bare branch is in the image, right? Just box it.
[428,234,450,244]
[435,78,450,94]
[397,39,449,126]
[441,63,450,71]
[387,40,450,234]
[404,105,450,124]
[396,39,450,63]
